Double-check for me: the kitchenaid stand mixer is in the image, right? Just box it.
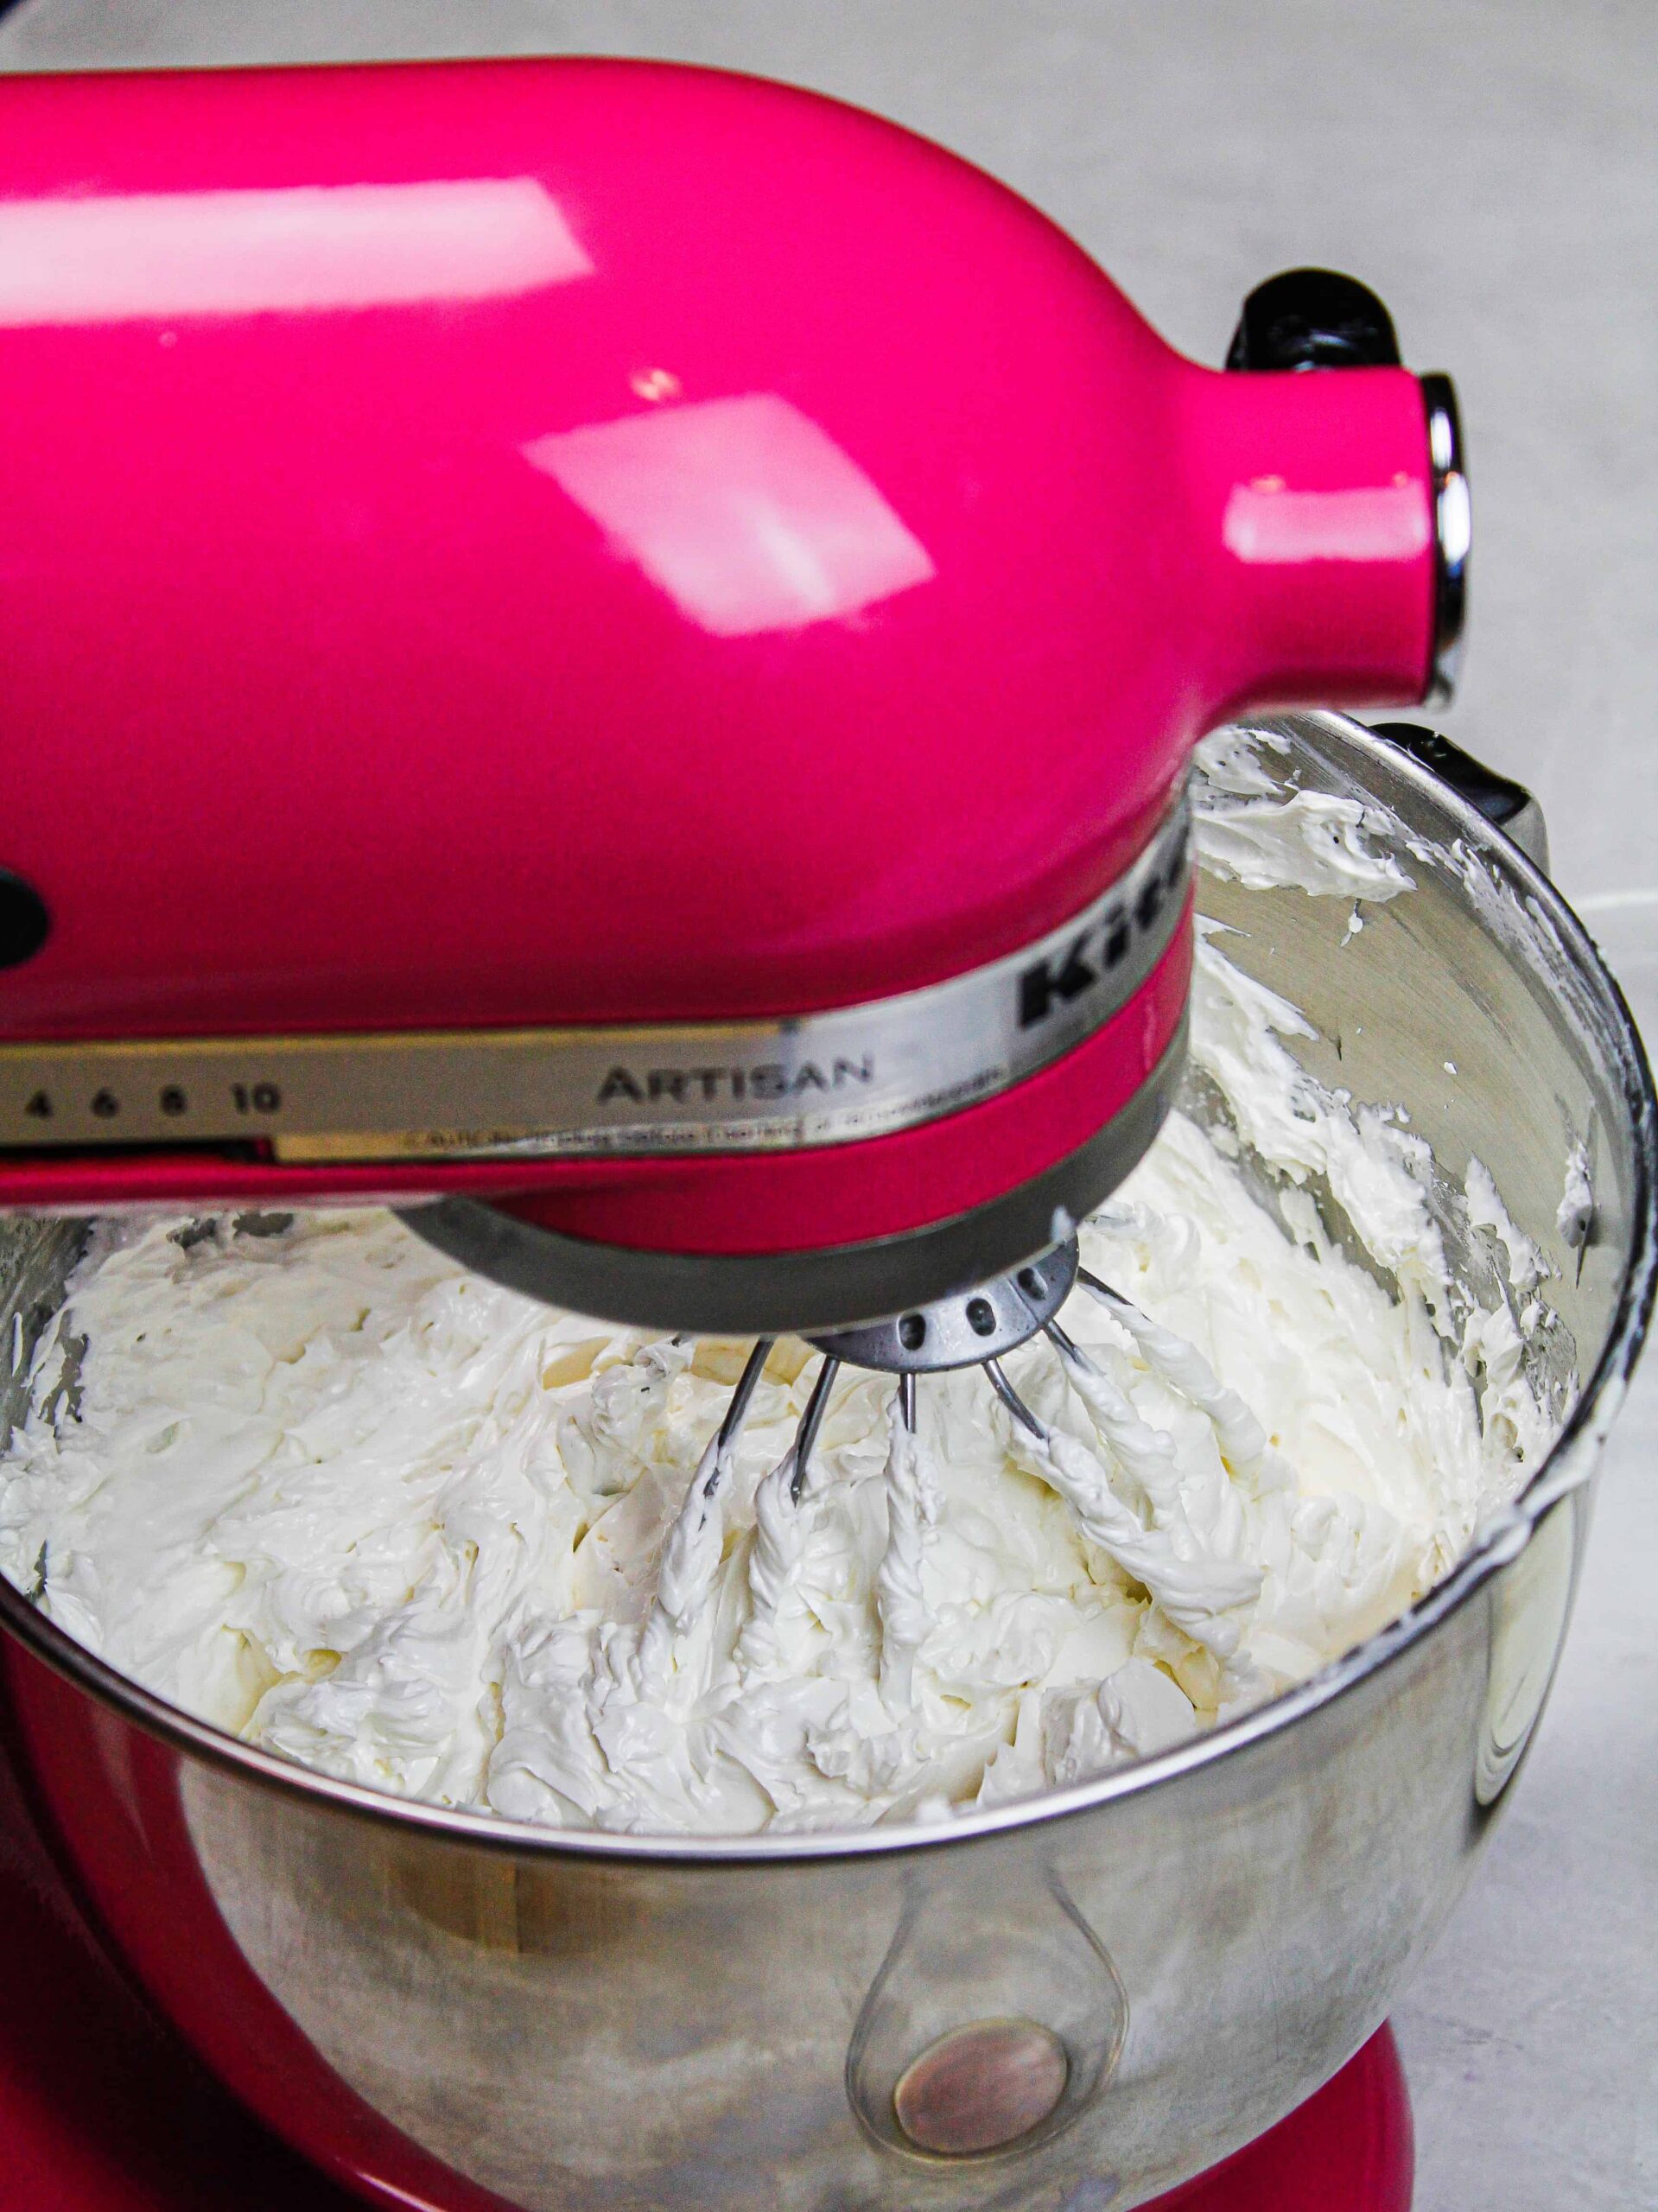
[0,53,1526,2212]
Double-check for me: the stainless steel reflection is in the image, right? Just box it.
[0,711,1650,2212]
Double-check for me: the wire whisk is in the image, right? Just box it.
[681,1235,1156,1504]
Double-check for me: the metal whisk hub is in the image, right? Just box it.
[805,1239,1079,1375]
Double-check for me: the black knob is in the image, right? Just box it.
[0,872,49,969]
[1227,268,1402,372]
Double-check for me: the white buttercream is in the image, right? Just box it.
[1558,1141,1595,1251]
[1466,1154,1550,1293]
[1193,728,1414,903]
[873,1404,938,1713]
[1190,919,1449,1300]
[0,1073,1551,1835]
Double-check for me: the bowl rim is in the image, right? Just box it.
[2,709,1654,1866]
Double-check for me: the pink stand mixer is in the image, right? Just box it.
[0,54,1480,2210]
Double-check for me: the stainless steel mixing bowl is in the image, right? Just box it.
[0,710,1651,2212]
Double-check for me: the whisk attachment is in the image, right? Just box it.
[702,1334,774,1502]
[785,1338,916,1503]
[1077,1267,1130,1313]
[791,1352,842,1503]
[679,1237,1202,1515]
[984,1357,1045,1440]
[685,1247,1078,1503]
[660,1235,1277,1714]
[684,1240,1082,1501]
[983,1293,1125,1440]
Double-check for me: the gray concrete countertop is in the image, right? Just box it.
[3,4,1655,2203]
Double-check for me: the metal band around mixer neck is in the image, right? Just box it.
[0,798,1190,1163]
[1421,372,1469,706]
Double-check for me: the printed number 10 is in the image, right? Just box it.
[232,1082,283,1115]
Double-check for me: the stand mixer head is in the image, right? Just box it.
[0,56,1467,1341]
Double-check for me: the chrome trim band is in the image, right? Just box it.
[0,800,1189,1161]
[1421,372,1470,705]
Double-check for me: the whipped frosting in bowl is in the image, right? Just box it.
[0,734,1566,1840]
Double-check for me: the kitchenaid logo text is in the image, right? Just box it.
[597,1058,875,1108]
[1015,837,1186,1029]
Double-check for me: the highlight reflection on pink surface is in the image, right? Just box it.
[524,393,937,636]
[0,178,593,323]
[1222,475,1432,564]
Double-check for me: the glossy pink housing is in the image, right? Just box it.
[0,60,1437,1251]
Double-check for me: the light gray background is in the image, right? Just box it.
[2,4,1654,2205]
